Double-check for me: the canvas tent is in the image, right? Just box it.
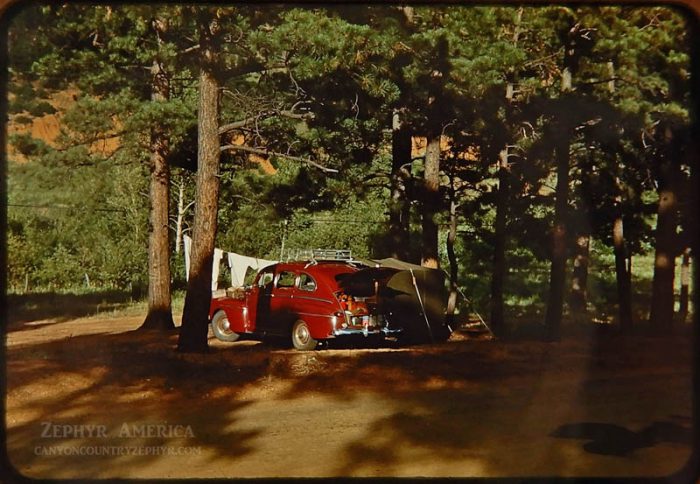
[338,258,452,343]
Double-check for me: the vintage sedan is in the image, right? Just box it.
[209,257,452,351]
[208,260,402,350]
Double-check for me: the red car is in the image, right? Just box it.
[209,257,451,350]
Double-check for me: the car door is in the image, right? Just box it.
[265,269,298,336]
[249,268,275,334]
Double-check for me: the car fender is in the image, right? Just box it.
[209,297,249,333]
[289,293,339,339]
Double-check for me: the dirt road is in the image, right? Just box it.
[5,312,694,479]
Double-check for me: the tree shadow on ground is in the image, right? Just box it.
[551,421,692,456]
[5,319,694,478]
[7,291,137,326]
[269,331,693,477]
[5,330,269,478]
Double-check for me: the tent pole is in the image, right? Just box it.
[454,284,496,338]
[437,267,495,338]
[410,269,435,343]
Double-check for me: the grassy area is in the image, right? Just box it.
[6,249,693,330]
[6,290,187,325]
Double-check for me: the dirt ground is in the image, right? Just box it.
[4,307,695,479]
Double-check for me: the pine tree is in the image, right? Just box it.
[8,5,195,321]
[178,9,224,352]
[590,7,692,333]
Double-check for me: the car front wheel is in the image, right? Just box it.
[291,320,318,351]
[211,310,240,342]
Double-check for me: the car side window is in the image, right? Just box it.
[298,273,317,292]
[276,271,297,289]
[258,271,274,287]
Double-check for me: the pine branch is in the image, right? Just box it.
[576,77,623,88]
[179,44,200,55]
[218,115,264,134]
[521,48,564,68]
[219,144,338,173]
[54,131,126,152]
[218,107,313,135]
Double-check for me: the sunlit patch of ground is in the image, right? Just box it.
[4,309,693,479]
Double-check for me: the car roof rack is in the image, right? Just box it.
[283,248,353,263]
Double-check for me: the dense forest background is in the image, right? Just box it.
[5,5,696,342]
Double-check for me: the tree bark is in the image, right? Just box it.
[445,184,458,325]
[421,133,440,268]
[544,26,576,341]
[175,181,185,255]
[139,53,175,331]
[678,248,690,323]
[174,180,193,255]
[490,147,509,338]
[544,136,570,341]
[649,127,680,334]
[613,203,633,332]
[178,17,221,353]
[569,235,589,312]
[649,183,677,333]
[388,109,412,260]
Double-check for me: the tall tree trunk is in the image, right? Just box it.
[490,147,509,338]
[613,200,633,332]
[421,133,440,268]
[178,18,221,353]
[544,26,577,341]
[140,53,175,331]
[389,109,412,260]
[544,136,570,341]
[489,4,521,335]
[678,248,690,323]
[569,235,589,312]
[175,181,185,255]
[612,168,634,332]
[445,182,458,325]
[649,127,680,334]
[174,180,193,255]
